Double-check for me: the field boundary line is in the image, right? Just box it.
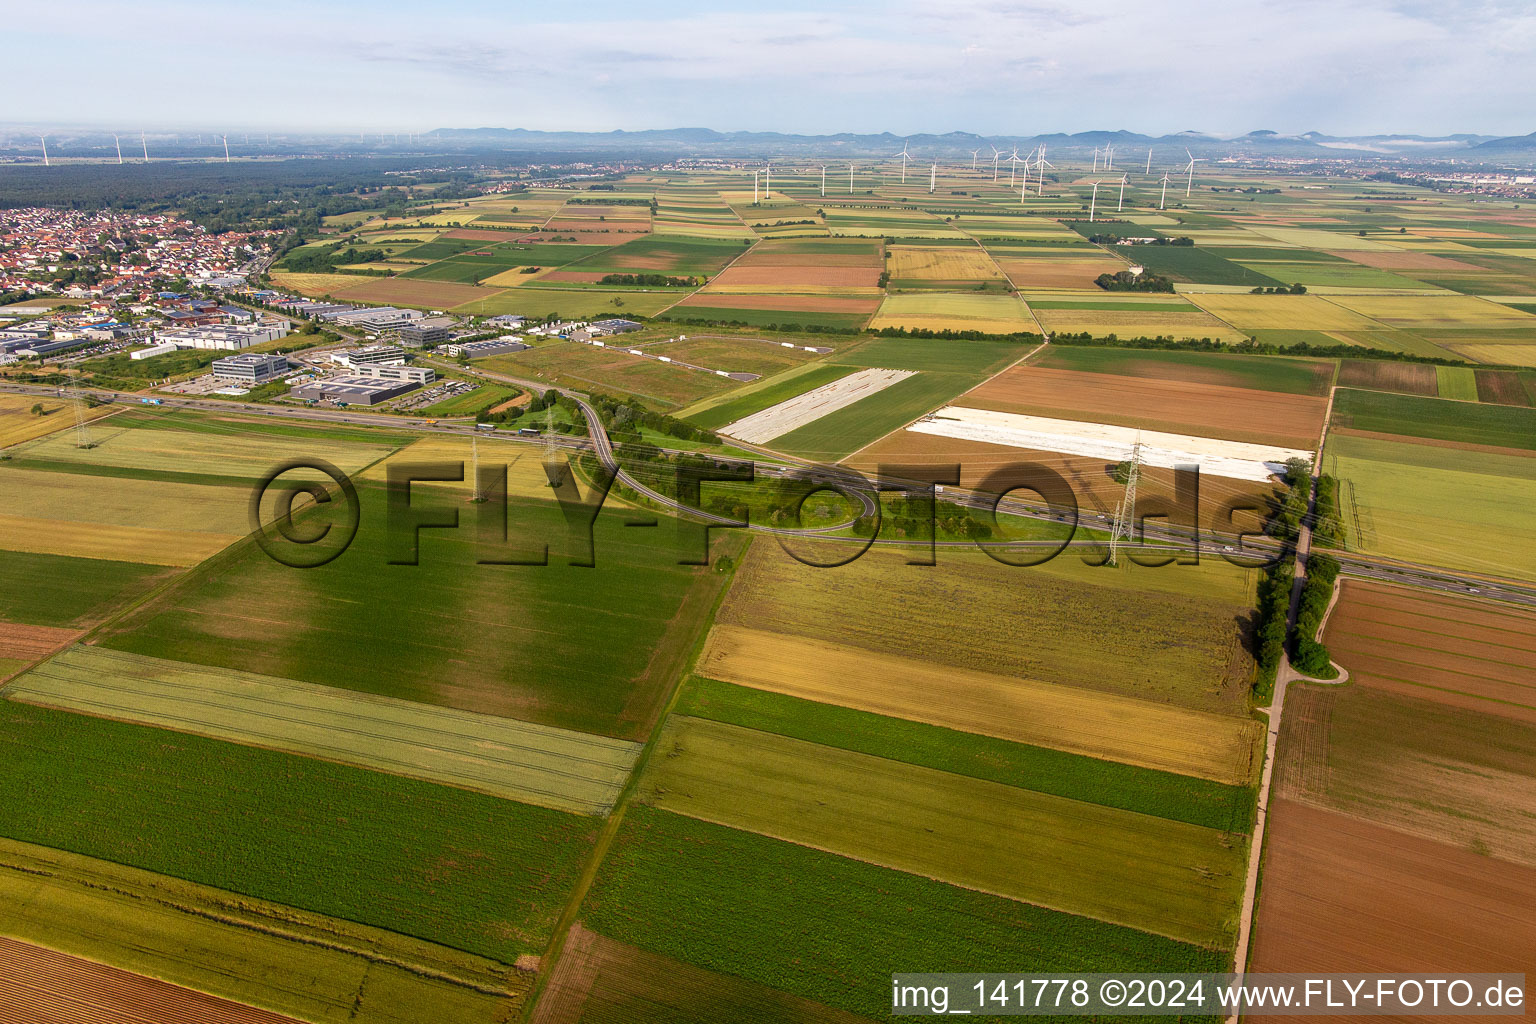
[835,337,1048,466]
[518,530,752,1022]
[653,235,760,317]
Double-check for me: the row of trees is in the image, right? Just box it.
[1293,554,1342,677]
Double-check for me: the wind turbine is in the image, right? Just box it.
[820,165,826,197]
[1035,147,1054,195]
[1089,180,1102,223]
[896,141,911,185]
[141,131,149,162]
[970,148,980,170]
[112,134,122,164]
[1159,172,1171,211]
[1105,144,1114,171]
[753,169,760,204]
[929,162,936,193]
[764,163,771,198]
[222,134,231,163]
[1183,148,1203,197]
[1145,147,1152,175]
[991,146,1003,183]
[849,161,854,194]
[1020,158,1029,204]
[1117,174,1128,213]
[39,136,49,167]
[1092,146,1099,173]
[1008,148,1020,187]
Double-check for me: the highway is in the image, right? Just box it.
[3,377,1534,607]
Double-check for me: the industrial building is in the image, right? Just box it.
[212,352,290,384]
[331,344,406,369]
[389,316,456,348]
[291,375,421,406]
[441,338,529,358]
[356,363,435,385]
[130,342,179,360]
[590,318,644,335]
[155,322,290,351]
[330,307,423,332]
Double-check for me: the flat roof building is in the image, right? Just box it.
[212,352,290,384]
[291,375,421,406]
[441,338,528,358]
[156,322,289,351]
[331,344,406,368]
[356,363,435,385]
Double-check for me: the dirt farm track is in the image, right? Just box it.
[0,935,298,1023]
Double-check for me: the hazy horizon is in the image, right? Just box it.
[8,0,1534,138]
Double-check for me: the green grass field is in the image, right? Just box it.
[659,305,871,330]
[1435,365,1480,402]
[767,371,981,460]
[0,838,522,1024]
[675,677,1253,832]
[100,480,723,740]
[418,383,520,416]
[0,699,596,962]
[564,236,748,276]
[680,363,858,430]
[833,335,1027,373]
[1034,346,1334,396]
[0,550,169,628]
[1113,247,1283,287]
[639,717,1244,946]
[1325,432,1536,581]
[8,645,641,814]
[1331,388,1536,450]
[582,807,1228,1020]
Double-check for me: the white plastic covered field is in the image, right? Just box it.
[908,407,1313,482]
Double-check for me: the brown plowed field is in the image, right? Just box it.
[997,258,1126,289]
[533,925,872,1024]
[960,365,1328,449]
[1336,359,1439,396]
[0,935,299,1024]
[707,266,882,288]
[1249,800,1536,1022]
[335,277,497,308]
[847,431,1279,534]
[736,252,881,268]
[676,292,879,313]
[1323,580,1536,721]
[545,221,651,234]
[1474,369,1534,406]
[0,622,79,661]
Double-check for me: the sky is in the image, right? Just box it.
[8,0,1536,138]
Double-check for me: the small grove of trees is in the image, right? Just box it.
[1270,458,1313,542]
[1095,269,1175,293]
[1312,474,1344,548]
[1253,559,1294,678]
[598,273,701,288]
[1251,283,1308,294]
[1292,553,1341,677]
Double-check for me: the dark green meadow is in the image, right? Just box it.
[0,700,595,962]
[582,807,1227,1021]
[1110,246,1283,288]
[676,677,1254,832]
[99,480,723,740]
[0,550,170,628]
[1332,387,1536,450]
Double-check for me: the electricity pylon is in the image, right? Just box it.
[1108,437,1143,567]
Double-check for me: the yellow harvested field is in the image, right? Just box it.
[1188,293,1380,331]
[887,246,1003,281]
[1032,309,1246,341]
[266,271,374,295]
[0,396,116,448]
[1442,342,1536,367]
[0,512,239,566]
[868,292,1035,334]
[1326,293,1536,329]
[697,625,1261,784]
[365,435,564,499]
[1249,227,1401,250]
